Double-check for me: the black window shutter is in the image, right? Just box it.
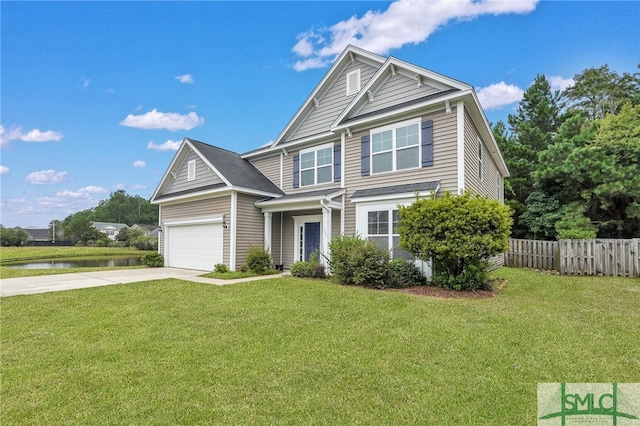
[293,154,299,188]
[421,120,433,167]
[361,135,370,176]
[333,144,341,182]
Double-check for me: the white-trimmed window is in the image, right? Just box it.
[300,143,333,187]
[371,119,420,174]
[346,69,361,96]
[187,159,196,181]
[364,207,412,260]
[477,138,483,181]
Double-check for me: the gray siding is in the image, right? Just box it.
[250,154,282,189]
[290,61,378,141]
[282,142,342,194]
[463,111,500,199]
[159,196,232,267]
[280,212,295,269]
[165,149,224,195]
[235,193,266,269]
[358,74,442,116]
[343,109,458,235]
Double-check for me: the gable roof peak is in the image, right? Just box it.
[268,45,386,149]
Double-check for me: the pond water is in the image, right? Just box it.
[7,256,143,269]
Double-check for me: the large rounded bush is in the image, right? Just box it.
[246,246,272,273]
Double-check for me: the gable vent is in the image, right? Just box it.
[346,69,361,96]
[187,159,196,181]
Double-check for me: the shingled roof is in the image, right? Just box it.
[187,139,284,195]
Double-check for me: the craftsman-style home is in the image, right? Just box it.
[150,45,508,271]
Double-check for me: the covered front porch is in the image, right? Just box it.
[254,189,345,269]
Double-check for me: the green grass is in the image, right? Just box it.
[0,247,145,278]
[1,268,638,424]
[201,269,281,280]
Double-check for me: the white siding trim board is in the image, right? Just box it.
[457,100,465,193]
[230,191,237,271]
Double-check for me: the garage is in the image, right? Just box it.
[165,222,223,271]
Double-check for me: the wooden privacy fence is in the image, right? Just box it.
[504,238,640,277]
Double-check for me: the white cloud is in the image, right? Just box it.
[19,129,64,142]
[292,0,539,71]
[114,183,147,191]
[176,74,194,84]
[147,139,182,152]
[81,185,108,194]
[1,126,22,146]
[0,165,9,175]
[476,82,524,110]
[81,77,90,88]
[133,160,146,168]
[549,75,575,92]
[1,125,63,146]
[55,185,107,199]
[25,169,68,185]
[120,109,204,131]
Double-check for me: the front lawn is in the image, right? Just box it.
[2,268,638,424]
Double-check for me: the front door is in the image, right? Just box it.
[304,222,320,261]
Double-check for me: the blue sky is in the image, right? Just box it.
[1,1,638,228]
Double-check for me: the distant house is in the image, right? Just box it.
[91,222,129,240]
[151,45,509,272]
[20,227,72,246]
[22,228,49,244]
[131,224,161,237]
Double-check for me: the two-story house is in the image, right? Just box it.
[150,45,509,272]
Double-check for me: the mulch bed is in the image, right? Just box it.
[394,278,508,299]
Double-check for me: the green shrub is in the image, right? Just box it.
[398,190,512,291]
[431,259,489,291]
[291,261,314,278]
[246,246,272,273]
[328,235,368,285]
[312,263,326,279]
[353,247,389,288]
[238,264,249,273]
[387,258,426,288]
[329,235,389,288]
[141,252,164,267]
[214,263,229,273]
[291,251,326,279]
[132,235,158,251]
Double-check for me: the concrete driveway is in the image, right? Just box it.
[0,268,286,297]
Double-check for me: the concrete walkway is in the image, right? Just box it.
[0,268,286,297]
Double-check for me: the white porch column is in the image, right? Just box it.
[321,202,332,266]
[264,212,272,255]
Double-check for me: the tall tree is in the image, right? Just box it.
[63,211,104,244]
[562,65,640,120]
[503,75,562,238]
[92,190,159,225]
[536,104,640,238]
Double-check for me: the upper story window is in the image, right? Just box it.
[370,119,420,174]
[346,69,361,96]
[187,159,196,181]
[300,143,333,187]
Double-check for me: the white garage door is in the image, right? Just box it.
[165,223,223,271]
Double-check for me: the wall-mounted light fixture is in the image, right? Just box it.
[222,216,230,230]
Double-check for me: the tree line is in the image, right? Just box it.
[51,190,159,244]
[493,64,640,240]
[1,190,159,246]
